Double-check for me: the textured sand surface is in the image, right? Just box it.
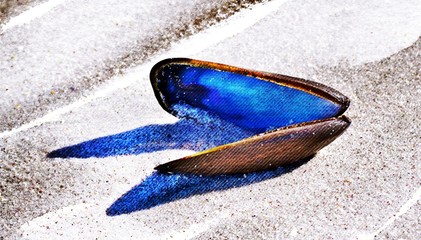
[0,0,45,23]
[0,0,266,132]
[1,0,420,239]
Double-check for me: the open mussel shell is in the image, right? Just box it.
[150,58,351,175]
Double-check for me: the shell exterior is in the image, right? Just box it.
[150,58,351,175]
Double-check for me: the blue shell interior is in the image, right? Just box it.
[157,64,343,134]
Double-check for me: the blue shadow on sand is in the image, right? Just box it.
[106,168,287,216]
[47,118,252,158]
[48,119,309,216]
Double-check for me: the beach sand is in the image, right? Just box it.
[1,0,420,239]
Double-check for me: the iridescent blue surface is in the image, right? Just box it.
[158,65,342,133]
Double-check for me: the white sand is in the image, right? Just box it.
[1,0,420,239]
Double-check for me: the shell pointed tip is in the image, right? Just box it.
[338,115,351,125]
[154,163,172,173]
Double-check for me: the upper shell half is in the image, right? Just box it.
[150,58,351,175]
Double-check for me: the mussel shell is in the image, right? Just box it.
[150,58,350,175]
[155,116,350,175]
